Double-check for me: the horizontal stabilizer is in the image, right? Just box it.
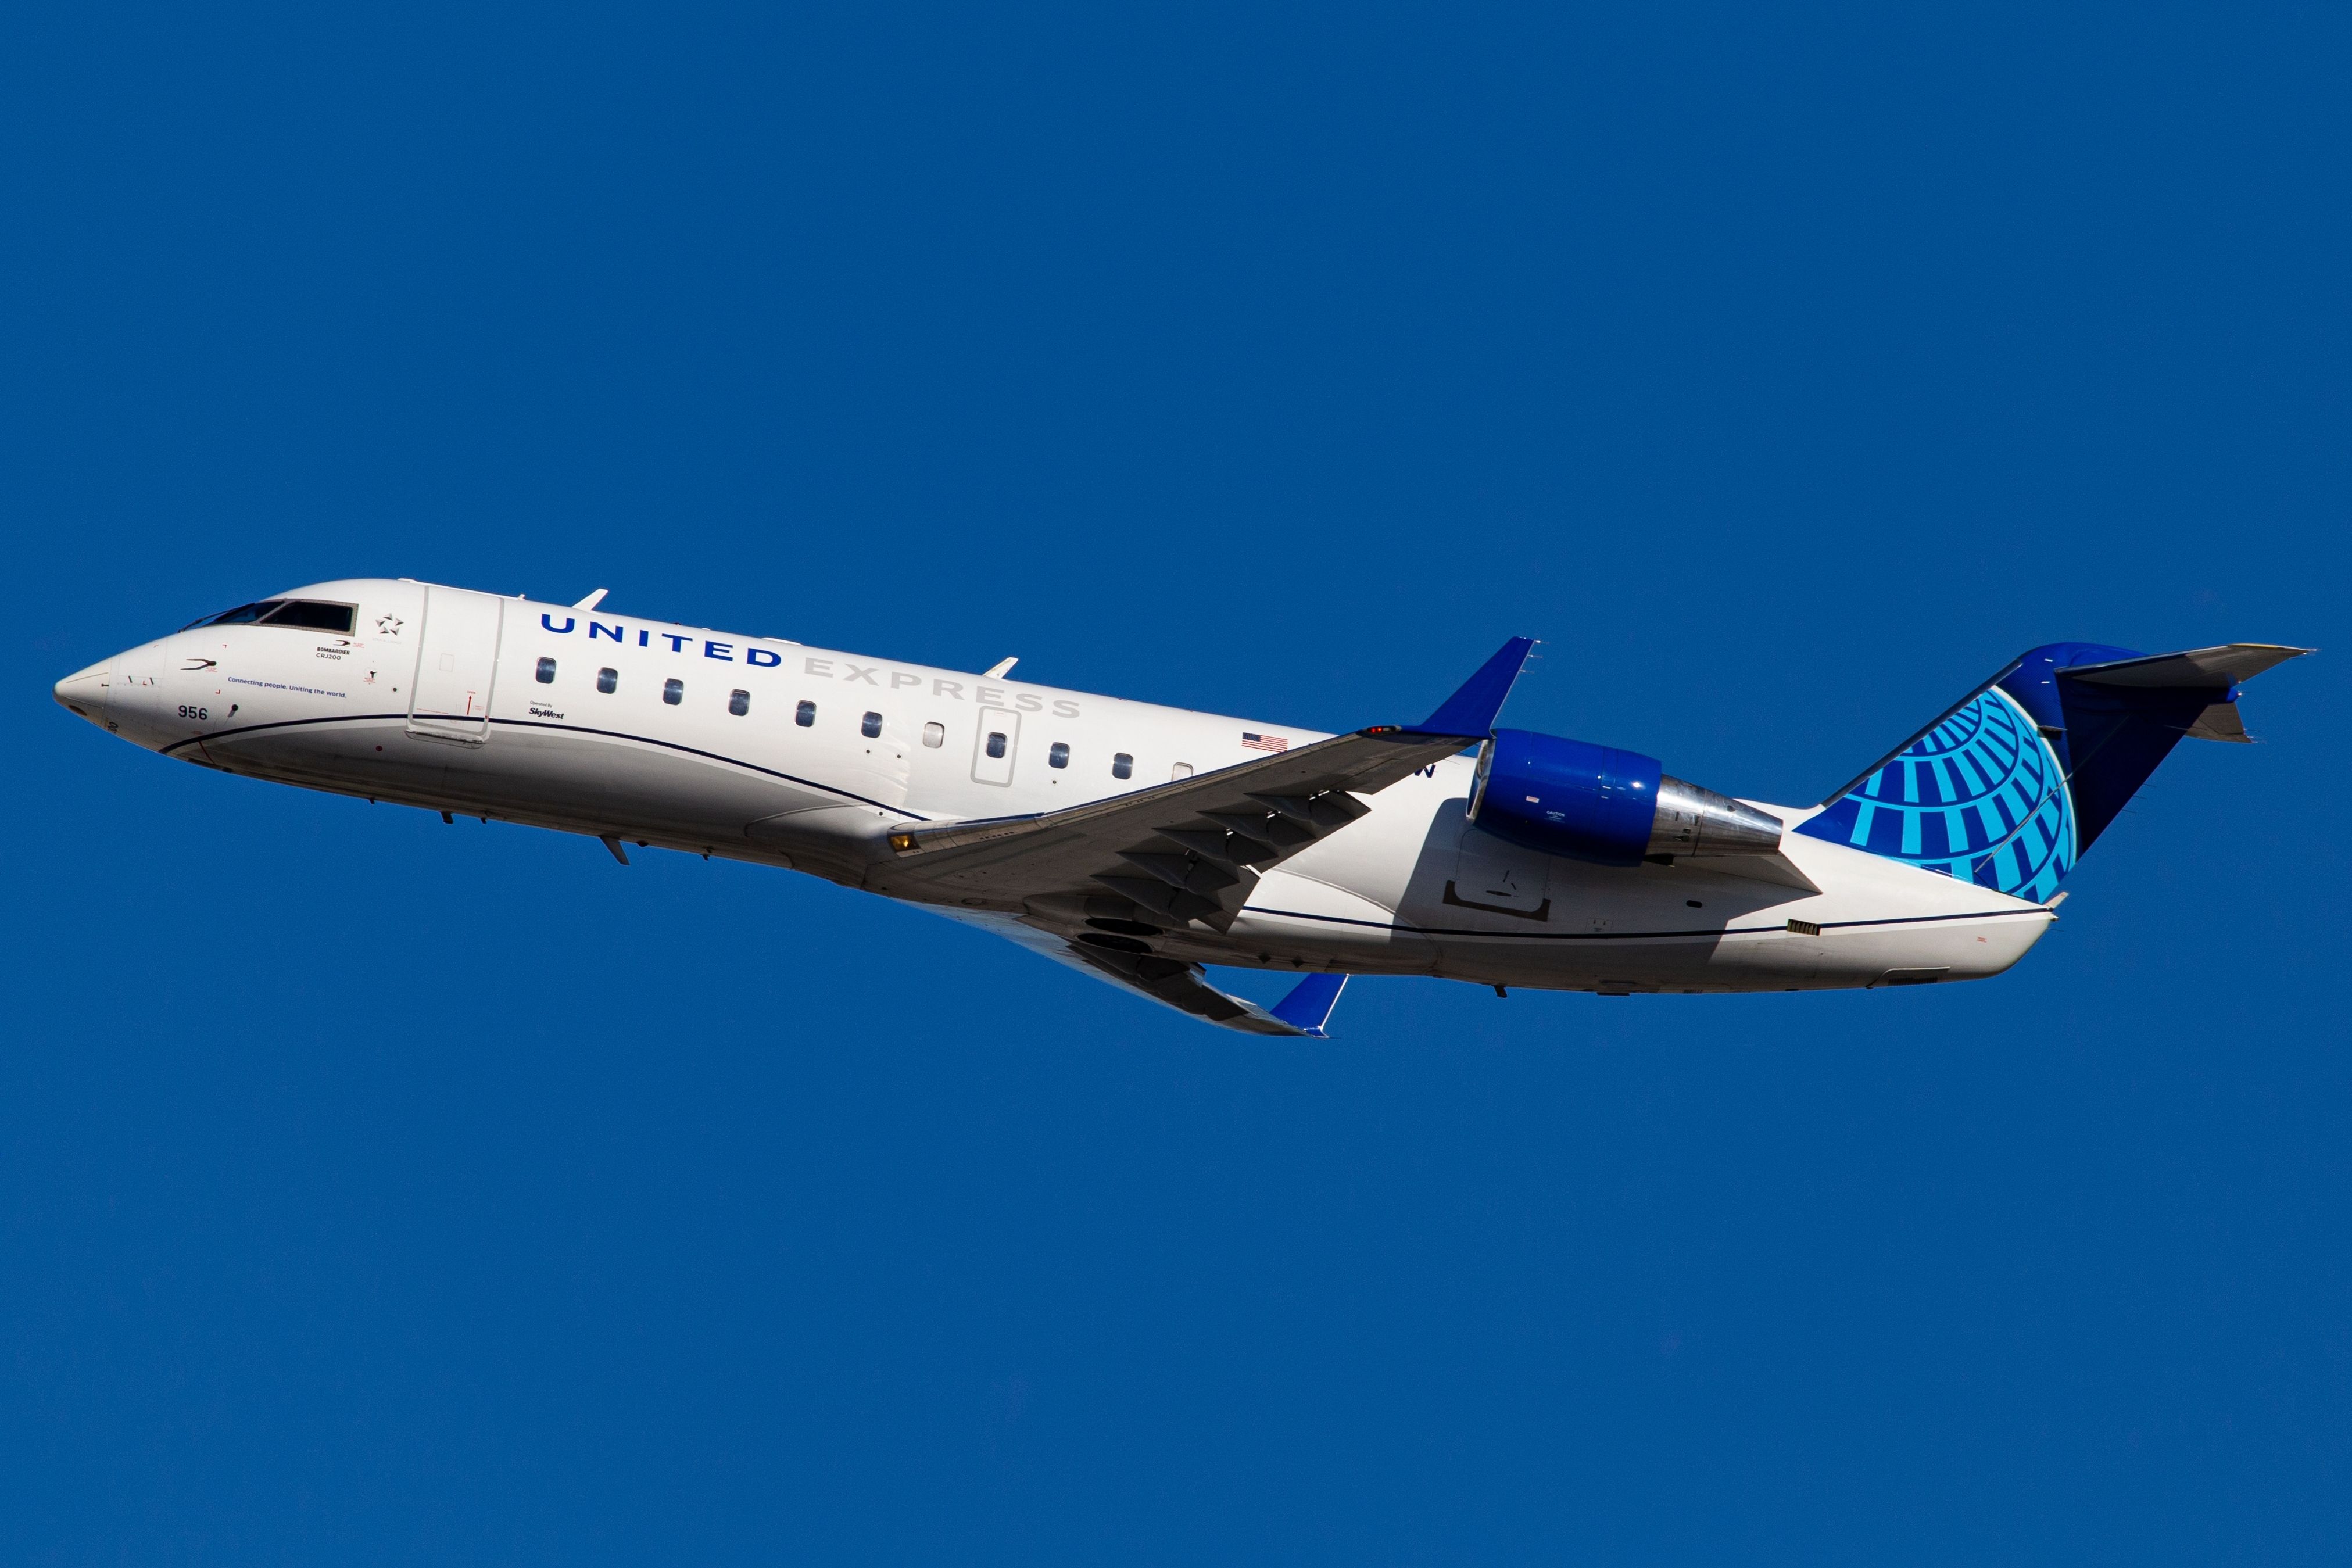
[2185,703,2251,743]
[2059,643,2312,689]
[2059,642,2311,750]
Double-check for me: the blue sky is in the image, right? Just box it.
[5,4,2347,1562]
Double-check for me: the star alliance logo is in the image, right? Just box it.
[376,615,404,635]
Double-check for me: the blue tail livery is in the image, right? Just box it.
[1798,643,2312,901]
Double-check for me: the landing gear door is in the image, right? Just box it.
[406,586,506,746]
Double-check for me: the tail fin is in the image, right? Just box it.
[1796,642,2311,900]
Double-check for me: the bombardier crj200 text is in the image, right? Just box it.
[54,579,2310,1036]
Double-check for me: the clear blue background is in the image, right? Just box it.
[5,5,2346,1562]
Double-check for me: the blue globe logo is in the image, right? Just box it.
[1803,685,2074,901]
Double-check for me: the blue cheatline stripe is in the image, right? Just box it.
[160,713,929,819]
[1236,904,2050,943]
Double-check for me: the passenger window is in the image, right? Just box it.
[1171,763,1193,781]
[1049,742,1069,768]
[597,667,618,693]
[862,711,883,738]
[535,657,556,684]
[259,600,357,633]
[796,700,816,727]
[986,729,1008,760]
[663,678,683,706]
[729,689,750,716]
[922,722,944,748]
[1112,753,1133,780]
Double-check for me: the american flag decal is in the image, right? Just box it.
[1241,732,1290,753]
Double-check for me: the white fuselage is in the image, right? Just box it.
[59,578,2054,996]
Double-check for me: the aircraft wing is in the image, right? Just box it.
[873,638,1533,1036]
[929,907,1348,1036]
[870,638,1535,930]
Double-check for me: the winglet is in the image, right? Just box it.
[1411,636,1536,739]
[1269,972,1348,1038]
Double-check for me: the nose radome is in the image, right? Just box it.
[53,658,110,723]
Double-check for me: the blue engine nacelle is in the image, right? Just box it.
[1469,728,1784,867]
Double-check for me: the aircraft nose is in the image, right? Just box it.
[53,658,110,723]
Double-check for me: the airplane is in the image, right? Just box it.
[52,578,2309,1036]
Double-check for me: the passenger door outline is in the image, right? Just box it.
[406,586,505,746]
[970,705,1019,786]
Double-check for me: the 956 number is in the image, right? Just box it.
[178,705,209,721]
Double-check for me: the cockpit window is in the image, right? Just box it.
[180,599,355,634]
[259,600,356,633]
[184,600,283,629]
